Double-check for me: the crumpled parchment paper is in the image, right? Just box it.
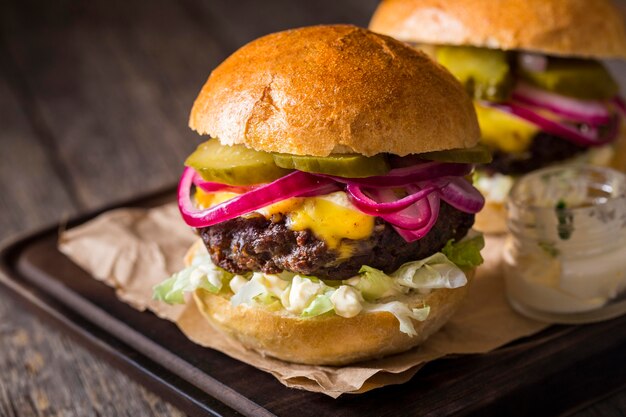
[59,203,547,398]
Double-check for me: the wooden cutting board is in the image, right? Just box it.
[1,188,626,417]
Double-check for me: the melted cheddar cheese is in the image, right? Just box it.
[475,102,539,153]
[194,189,374,249]
[195,189,240,209]
[286,194,374,249]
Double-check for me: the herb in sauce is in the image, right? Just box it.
[555,199,574,240]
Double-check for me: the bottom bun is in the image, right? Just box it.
[193,269,474,366]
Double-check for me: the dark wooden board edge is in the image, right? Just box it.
[0,186,251,417]
[0,187,247,417]
[2,186,626,417]
[0,268,235,417]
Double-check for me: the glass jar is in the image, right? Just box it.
[503,165,626,324]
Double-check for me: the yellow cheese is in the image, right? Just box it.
[195,190,374,250]
[475,102,539,153]
[195,189,239,209]
[287,196,374,249]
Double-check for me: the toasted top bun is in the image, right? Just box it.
[185,240,474,365]
[369,0,626,59]
[189,25,479,157]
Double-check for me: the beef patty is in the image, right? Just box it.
[485,131,587,176]
[198,202,474,280]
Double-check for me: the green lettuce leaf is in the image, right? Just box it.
[153,254,231,304]
[355,266,403,301]
[365,301,430,337]
[392,253,467,290]
[441,234,485,268]
[153,266,223,304]
[301,293,334,317]
[230,278,265,307]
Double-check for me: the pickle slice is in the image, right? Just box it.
[519,58,618,100]
[435,46,514,101]
[272,153,390,177]
[185,140,291,185]
[419,144,493,163]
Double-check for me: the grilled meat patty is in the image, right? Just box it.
[485,131,587,176]
[198,202,474,280]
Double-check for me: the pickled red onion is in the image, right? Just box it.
[368,186,434,230]
[178,159,484,244]
[345,183,440,214]
[178,167,337,228]
[485,102,618,147]
[512,83,612,125]
[437,177,485,214]
[391,193,441,242]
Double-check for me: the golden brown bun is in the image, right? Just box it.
[186,241,474,366]
[369,0,626,59]
[190,25,479,157]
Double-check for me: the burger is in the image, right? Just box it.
[153,25,486,366]
[370,0,626,233]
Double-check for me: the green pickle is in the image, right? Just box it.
[185,140,291,185]
[519,57,618,100]
[435,46,514,101]
[419,144,493,163]
[272,153,390,177]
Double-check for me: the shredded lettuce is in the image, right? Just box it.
[280,276,327,314]
[392,253,467,290]
[156,235,483,336]
[441,234,485,268]
[230,276,265,307]
[355,266,403,301]
[301,293,334,317]
[153,256,231,304]
[365,302,430,336]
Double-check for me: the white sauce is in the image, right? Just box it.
[330,286,363,318]
[504,239,626,313]
[229,275,248,294]
[192,265,222,290]
[280,276,324,314]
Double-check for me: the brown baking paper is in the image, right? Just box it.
[59,203,548,398]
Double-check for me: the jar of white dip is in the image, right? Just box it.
[503,165,626,323]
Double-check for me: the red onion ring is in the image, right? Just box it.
[178,167,338,228]
[512,83,612,125]
[345,183,441,214]
[392,193,441,242]
[485,102,618,147]
[437,177,485,214]
[368,186,433,230]
[178,158,484,243]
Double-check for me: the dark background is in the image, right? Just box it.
[0,0,625,415]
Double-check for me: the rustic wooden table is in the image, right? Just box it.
[1,0,626,415]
